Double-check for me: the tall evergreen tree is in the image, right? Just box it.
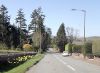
[30,7,46,52]
[0,5,10,24]
[15,9,27,48]
[0,5,10,36]
[0,5,11,49]
[15,8,27,29]
[46,27,52,46]
[56,23,67,52]
[29,7,45,32]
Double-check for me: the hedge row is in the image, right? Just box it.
[65,42,92,56]
[92,40,100,56]
[72,45,82,53]
[83,42,92,56]
[65,43,72,53]
[65,40,100,57]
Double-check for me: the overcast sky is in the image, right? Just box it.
[0,0,100,37]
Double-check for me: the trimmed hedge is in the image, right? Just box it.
[65,44,68,51]
[83,42,92,56]
[92,40,100,56]
[72,45,82,53]
[65,43,72,53]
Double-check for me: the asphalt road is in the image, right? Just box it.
[26,53,100,73]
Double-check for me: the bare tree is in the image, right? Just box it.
[66,27,79,43]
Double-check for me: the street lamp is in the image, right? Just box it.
[71,9,86,43]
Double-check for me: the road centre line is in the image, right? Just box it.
[67,65,76,71]
[53,54,76,71]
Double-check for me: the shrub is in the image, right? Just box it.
[51,44,59,52]
[23,44,33,51]
[83,42,92,56]
[33,46,39,52]
[0,43,8,50]
[68,43,72,53]
[72,44,82,53]
[92,40,100,56]
[65,44,68,51]
[65,43,72,53]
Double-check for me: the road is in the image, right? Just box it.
[26,53,100,73]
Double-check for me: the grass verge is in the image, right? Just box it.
[4,54,44,73]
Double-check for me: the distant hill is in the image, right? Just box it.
[73,36,100,45]
[86,36,100,41]
[77,36,100,41]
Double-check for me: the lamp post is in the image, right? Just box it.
[71,9,86,43]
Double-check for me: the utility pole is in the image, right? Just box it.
[71,9,86,43]
[71,9,86,58]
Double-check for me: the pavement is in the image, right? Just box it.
[26,53,100,73]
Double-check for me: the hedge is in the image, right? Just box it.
[92,40,100,56]
[72,44,82,53]
[83,42,92,56]
[65,43,72,53]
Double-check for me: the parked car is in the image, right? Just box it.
[62,51,70,57]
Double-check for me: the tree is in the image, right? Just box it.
[30,7,46,52]
[0,5,11,49]
[66,27,79,43]
[15,8,27,29]
[41,27,52,51]
[45,27,52,47]
[0,5,10,24]
[46,28,52,37]
[6,25,20,49]
[0,5,10,37]
[29,7,45,33]
[15,9,27,49]
[56,23,67,52]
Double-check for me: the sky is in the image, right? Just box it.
[0,0,100,37]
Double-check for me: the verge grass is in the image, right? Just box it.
[4,54,44,73]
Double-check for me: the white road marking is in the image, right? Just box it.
[53,54,76,71]
[67,65,76,71]
[53,55,67,65]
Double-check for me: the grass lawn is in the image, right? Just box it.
[4,54,44,73]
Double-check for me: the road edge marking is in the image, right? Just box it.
[53,54,76,71]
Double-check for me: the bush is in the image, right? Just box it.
[83,42,92,56]
[65,44,68,51]
[23,44,33,51]
[65,43,72,53]
[68,43,72,53]
[72,45,82,53]
[33,46,39,52]
[92,40,100,56]
[0,43,8,50]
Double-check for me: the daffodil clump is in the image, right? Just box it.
[8,55,33,64]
